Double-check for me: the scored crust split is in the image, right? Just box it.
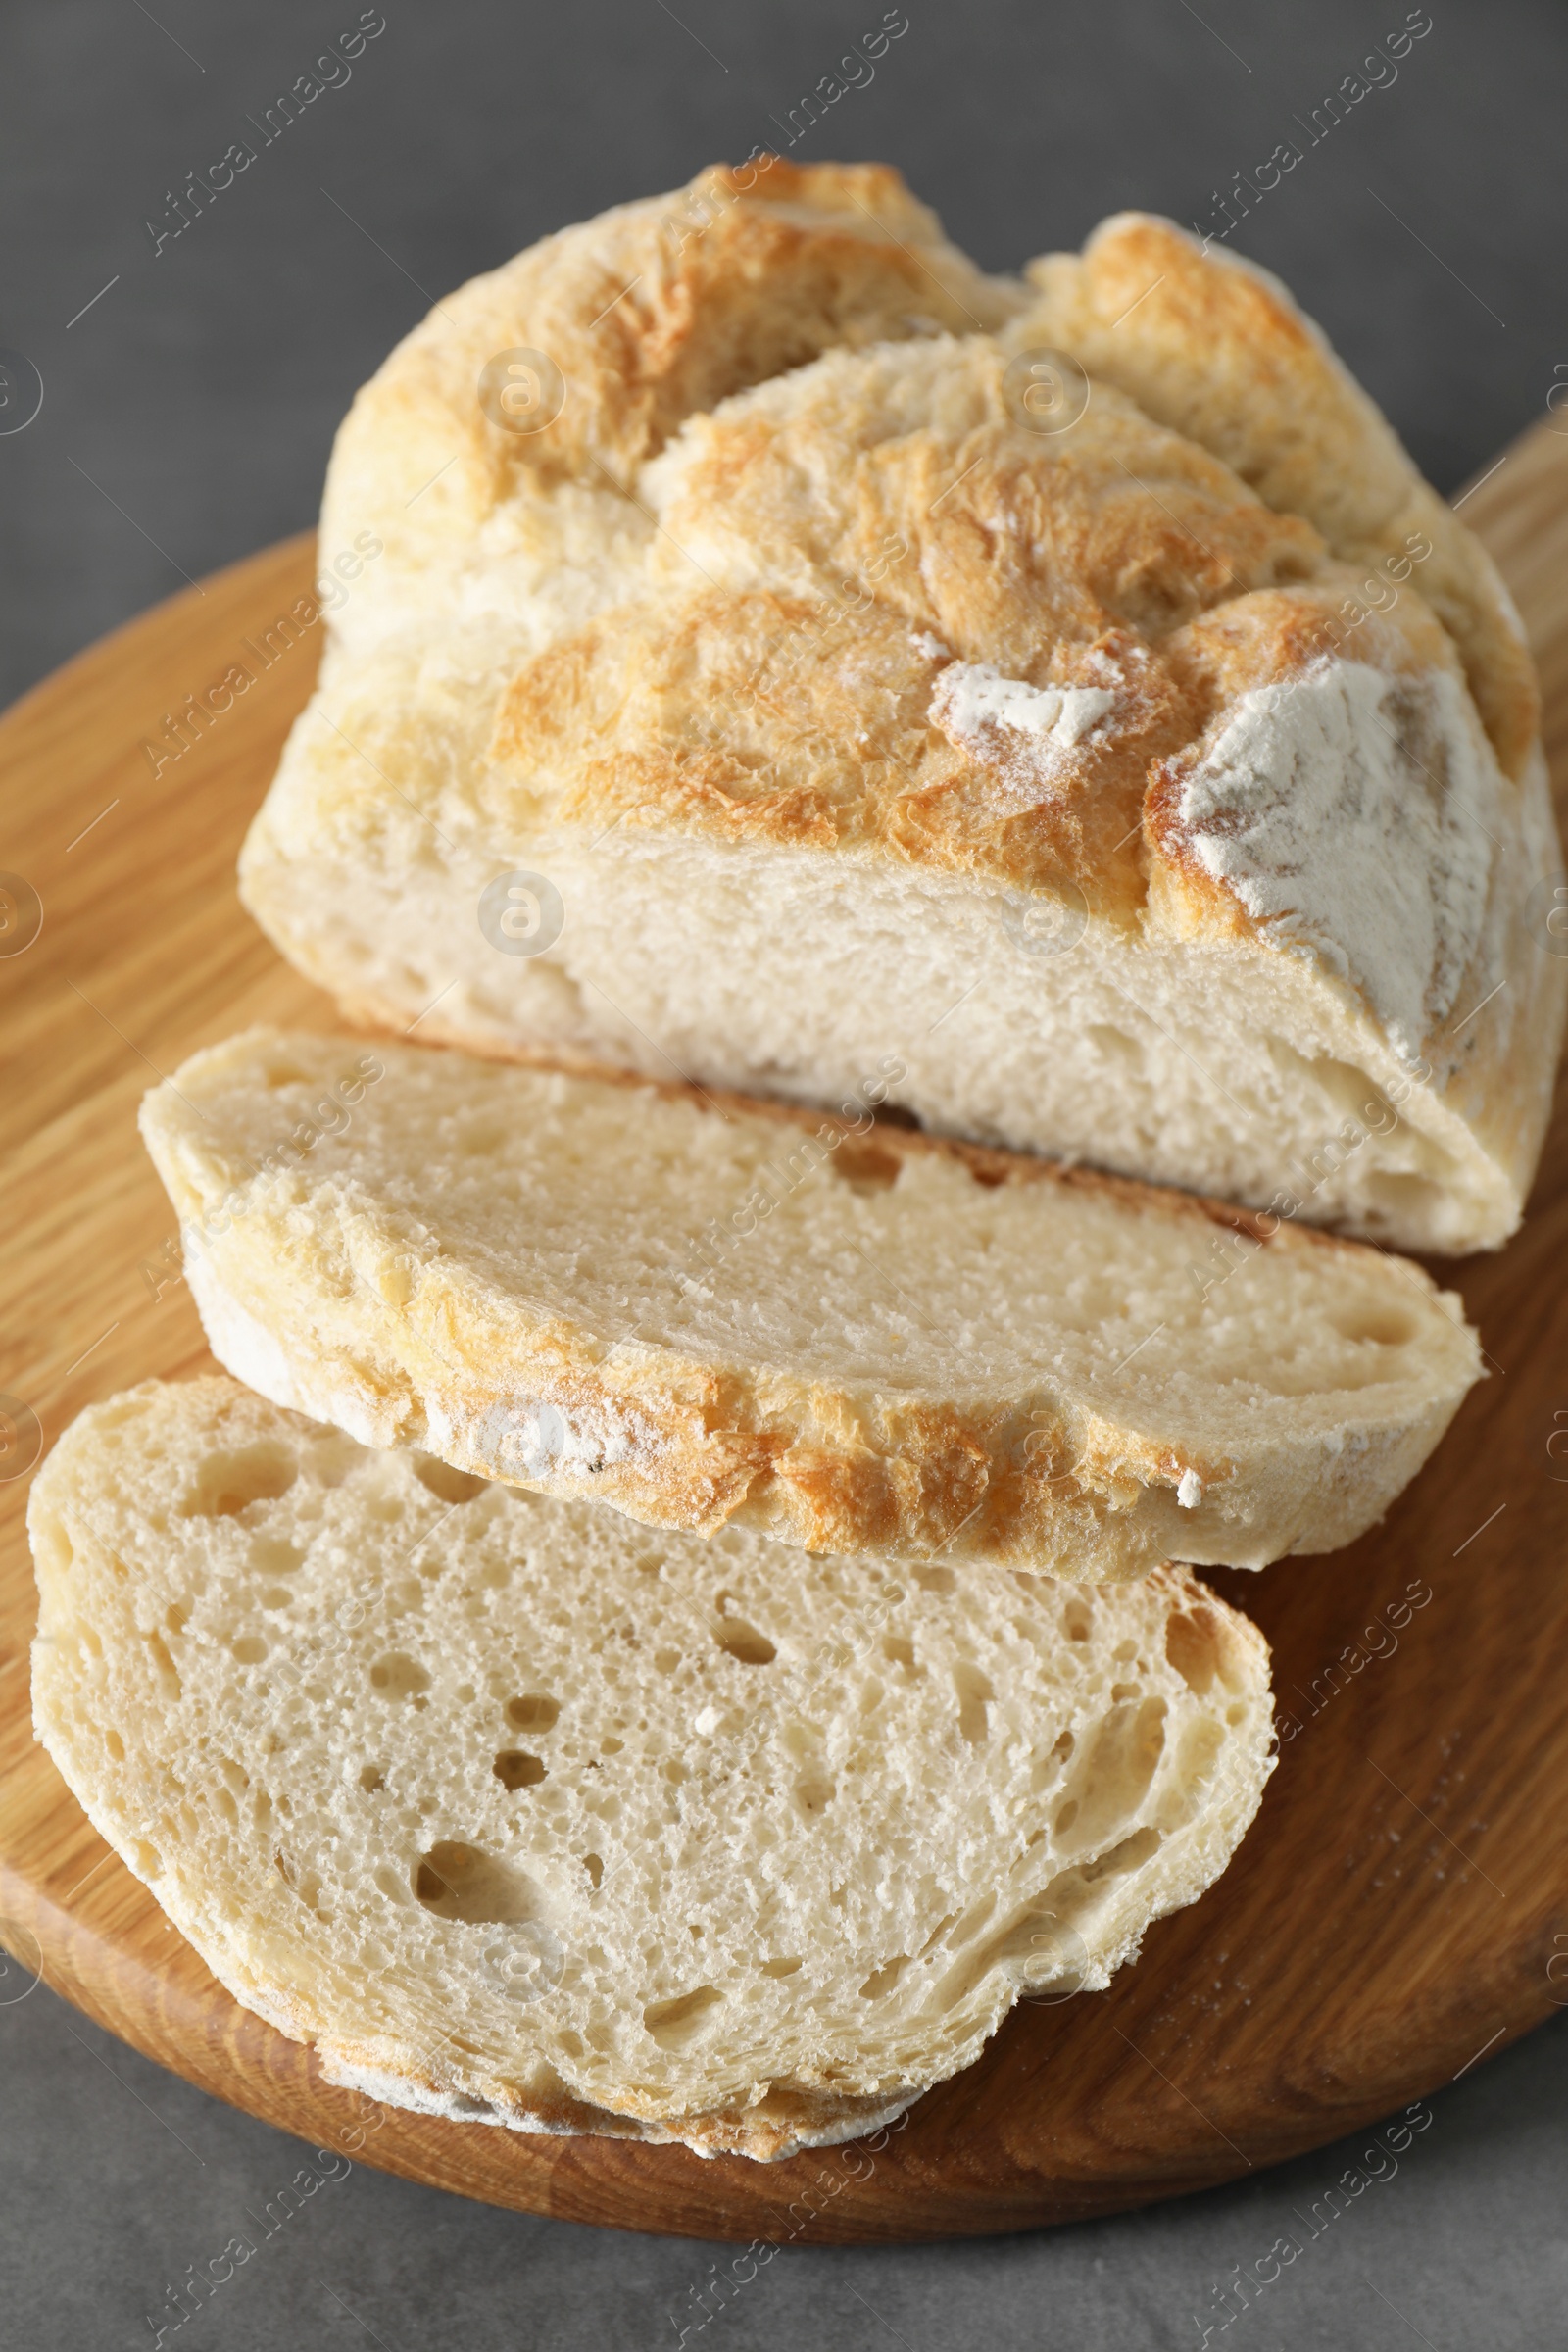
[29,1378,1275,2161]
[237,160,1567,1255]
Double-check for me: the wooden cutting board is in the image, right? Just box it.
[4,429,1568,2245]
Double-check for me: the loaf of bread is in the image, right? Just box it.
[29,1377,1274,2160]
[139,1030,1481,1579]
[238,161,1565,1255]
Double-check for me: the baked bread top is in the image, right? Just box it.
[1017,211,1537,782]
[296,160,1543,1079]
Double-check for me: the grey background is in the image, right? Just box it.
[4,1,1567,2344]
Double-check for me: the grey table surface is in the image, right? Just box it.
[4,2,1567,2344]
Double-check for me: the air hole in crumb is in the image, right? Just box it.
[369,1652,431,1700]
[643,1985,725,2050]
[1080,1826,1162,1883]
[412,1455,490,1505]
[653,1647,682,1674]
[413,1841,539,1925]
[858,1955,909,2000]
[360,1765,386,1793]
[252,1537,304,1577]
[1333,1309,1416,1348]
[912,1564,956,1594]
[1165,1610,1218,1695]
[918,1913,957,1957]
[231,1636,267,1665]
[272,1849,321,1910]
[1110,1681,1141,1702]
[105,1728,125,1762]
[143,1631,180,1693]
[953,1661,994,1744]
[967,1164,1007,1189]
[455,1117,507,1155]
[830,1140,902,1192]
[262,1061,309,1089]
[1088,1025,1153,1081]
[793,1773,835,1820]
[1064,1605,1093,1642]
[882,1635,916,1673]
[760,1957,802,1978]
[506,1693,560,1732]
[180,1444,298,1519]
[493,1749,546,1790]
[260,1588,293,1610]
[1055,1798,1079,1835]
[714,1618,776,1667]
[583,1853,603,1889]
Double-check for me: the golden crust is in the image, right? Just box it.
[486,335,1341,906]
[491,588,1190,914]
[321,163,1537,909]
[1015,210,1538,777]
[313,2033,909,2161]
[463,210,1536,944]
[151,1026,1479,1579]
[318,156,1022,573]
[476,1148,1280,1570]
[243,163,1560,1247]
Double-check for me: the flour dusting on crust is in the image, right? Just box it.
[1175,660,1499,1061]
[931,660,1119,813]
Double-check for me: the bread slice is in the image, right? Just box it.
[139,1030,1482,1581]
[29,1377,1275,2160]
[235,161,1565,1255]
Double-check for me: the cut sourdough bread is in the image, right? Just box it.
[29,1377,1275,2161]
[235,160,1566,1254]
[139,1030,1483,1580]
